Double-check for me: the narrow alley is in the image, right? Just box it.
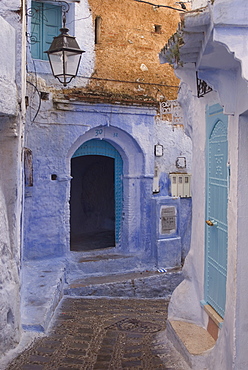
[6,297,190,370]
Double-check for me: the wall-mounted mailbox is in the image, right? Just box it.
[170,173,191,198]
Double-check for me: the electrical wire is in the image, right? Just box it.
[26,80,42,123]
[80,76,179,89]
[133,0,186,12]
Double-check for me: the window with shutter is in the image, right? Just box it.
[31,1,62,60]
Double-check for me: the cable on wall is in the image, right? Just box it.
[132,0,187,12]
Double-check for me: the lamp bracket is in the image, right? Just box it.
[26,1,71,43]
[26,1,70,20]
[56,1,70,27]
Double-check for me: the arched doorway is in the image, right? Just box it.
[70,139,123,251]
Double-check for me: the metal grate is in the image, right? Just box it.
[197,72,213,98]
[160,100,183,124]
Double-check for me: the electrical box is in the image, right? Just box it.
[170,173,191,197]
[153,166,160,193]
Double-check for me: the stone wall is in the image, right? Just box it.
[88,0,180,100]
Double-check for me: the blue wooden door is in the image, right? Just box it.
[205,104,228,318]
[72,139,123,243]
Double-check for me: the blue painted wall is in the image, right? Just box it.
[23,101,192,270]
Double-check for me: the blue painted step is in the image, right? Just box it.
[67,251,151,280]
[64,268,183,299]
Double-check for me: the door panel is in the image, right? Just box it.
[205,104,228,318]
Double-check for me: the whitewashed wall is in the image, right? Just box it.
[0,16,17,115]
[166,1,248,366]
[191,0,208,9]
[0,1,26,358]
[154,119,192,179]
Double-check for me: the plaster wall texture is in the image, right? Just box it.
[213,0,248,27]
[23,99,155,260]
[0,184,21,356]
[0,117,24,356]
[0,1,26,96]
[166,82,208,326]
[0,1,26,358]
[153,119,192,264]
[166,79,237,369]
[154,119,192,178]
[165,7,248,366]
[0,16,17,116]
[0,0,21,11]
[23,92,192,271]
[191,0,208,9]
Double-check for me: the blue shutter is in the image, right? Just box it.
[31,1,43,59]
[43,4,62,60]
[31,2,62,60]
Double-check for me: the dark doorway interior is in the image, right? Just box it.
[70,155,115,251]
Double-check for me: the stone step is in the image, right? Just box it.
[21,255,183,333]
[67,251,150,279]
[64,268,183,299]
[21,259,66,332]
[166,319,216,369]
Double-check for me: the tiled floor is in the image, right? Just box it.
[7,298,190,370]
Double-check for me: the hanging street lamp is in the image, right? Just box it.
[45,2,85,87]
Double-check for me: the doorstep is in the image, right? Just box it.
[166,319,215,369]
[21,259,66,332]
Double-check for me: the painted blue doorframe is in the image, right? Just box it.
[72,139,123,243]
[205,104,228,318]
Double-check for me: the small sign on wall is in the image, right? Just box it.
[154,144,164,157]
[160,206,177,235]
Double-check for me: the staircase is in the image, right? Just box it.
[21,250,183,333]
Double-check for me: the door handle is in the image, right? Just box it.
[206,219,217,226]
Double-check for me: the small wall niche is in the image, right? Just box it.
[7,309,14,325]
[95,16,102,44]
[154,24,162,34]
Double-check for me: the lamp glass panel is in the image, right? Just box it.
[64,52,82,76]
[49,52,64,76]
